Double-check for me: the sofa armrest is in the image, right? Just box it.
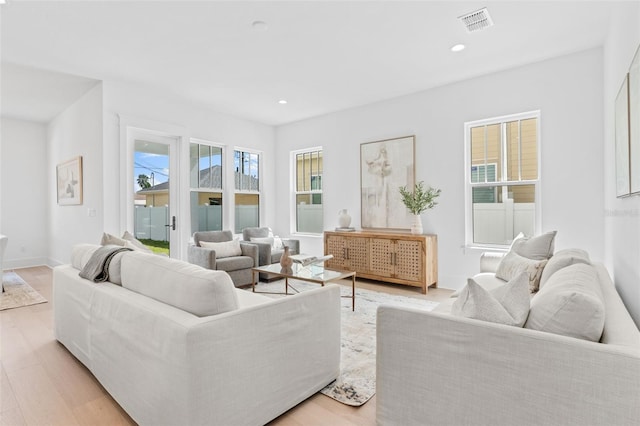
[480,251,506,273]
[239,242,259,267]
[282,238,299,255]
[187,245,217,270]
[187,285,341,425]
[377,306,640,426]
[245,241,271,266]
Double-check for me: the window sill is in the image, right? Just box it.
[291,232,324,238]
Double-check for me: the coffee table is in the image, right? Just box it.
[252,263,356,311]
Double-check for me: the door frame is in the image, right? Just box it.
[119,115,186,258]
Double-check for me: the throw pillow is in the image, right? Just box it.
[539,248,590,290]
[496,250,548,293]
[525,263,604,342]
[273,236,284,250]
[250,236,275,248]
[101,232,126,246]
[511,231,557,260]
[200,239,242,258]
[122,230,153,254]
[451,272,530,327]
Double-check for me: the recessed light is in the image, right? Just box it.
[451,44,466,52]
[278,99,288,105]
[251,21,268,31]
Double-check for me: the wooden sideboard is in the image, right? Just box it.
[324,230,437,294]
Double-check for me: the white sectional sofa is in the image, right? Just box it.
[376,248,640,426]
[54,245,341,426]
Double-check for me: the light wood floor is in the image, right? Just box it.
[1,266,452,426]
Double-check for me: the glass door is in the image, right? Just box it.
[133,136,178,256]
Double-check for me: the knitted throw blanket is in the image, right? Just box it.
[79,245,132,282]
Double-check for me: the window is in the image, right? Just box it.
[294,148,323,233]
[234,149,260,233]
[190,141,223,234]
[465,111,540,246]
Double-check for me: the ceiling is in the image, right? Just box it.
[0,1,629,126]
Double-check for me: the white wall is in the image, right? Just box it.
[275,48,605,291]
[603,3,640,326]
[0,118,49,268]
[101,81,276,259]
[47,84,104,265]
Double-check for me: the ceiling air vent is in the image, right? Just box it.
[458,7,494,33]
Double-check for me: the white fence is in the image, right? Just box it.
[473,201,535,245]
[190,205,223,235]
[136,204,324,241]
[135,206,169,242]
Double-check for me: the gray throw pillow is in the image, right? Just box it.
[496,251,548,293]
[452,272,530,327]
[511,231,557,260]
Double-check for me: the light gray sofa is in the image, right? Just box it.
[376,250,640,426]
[188,230,258,287]
[54,245,340,426]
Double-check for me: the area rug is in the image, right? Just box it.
[0,272,47,311]
[248,279,438,406]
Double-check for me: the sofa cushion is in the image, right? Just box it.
[539,248,590,289]
[496,250,548,293]
[121,251,238,317]
[215,255,254,272]
[525,263,604,342]
[452,272,530,327]
[511,230,557,260]
[200,239,242,258]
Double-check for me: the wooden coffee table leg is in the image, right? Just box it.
[351,274,355,311]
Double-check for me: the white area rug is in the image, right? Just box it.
[249,279,438,406]
[1,272,47,311]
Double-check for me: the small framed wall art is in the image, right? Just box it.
[360,135,415,230]
[57,156,83,205]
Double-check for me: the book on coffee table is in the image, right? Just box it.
[290,254,334,267]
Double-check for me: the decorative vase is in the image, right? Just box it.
[280,245,293,268]
[338,209,352,228]
[411,214,423,235]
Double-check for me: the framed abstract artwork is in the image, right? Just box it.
[629,44,640,194]
[360,135,415,230]
[57,156,83,205]
[615,74,630,197]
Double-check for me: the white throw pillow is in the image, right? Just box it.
[101,232,126,246]
[122,230,153,254]
[452,272,530,327]
[511,231,557,260]
[273,236,284,250]
[121,251,238,317]
[525,263,604,342]
[496,251,548,293]
[250,236,275,248]
[200,239,242,258]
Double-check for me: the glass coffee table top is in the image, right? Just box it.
[251,263,356,310]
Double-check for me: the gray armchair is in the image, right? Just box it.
[188,230,258,288]
[242,227,300,281]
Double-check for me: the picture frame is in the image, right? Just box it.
[629,44,640,194]
[57,156,83,205]
[360,135,415,230]
[615,74,631,198]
